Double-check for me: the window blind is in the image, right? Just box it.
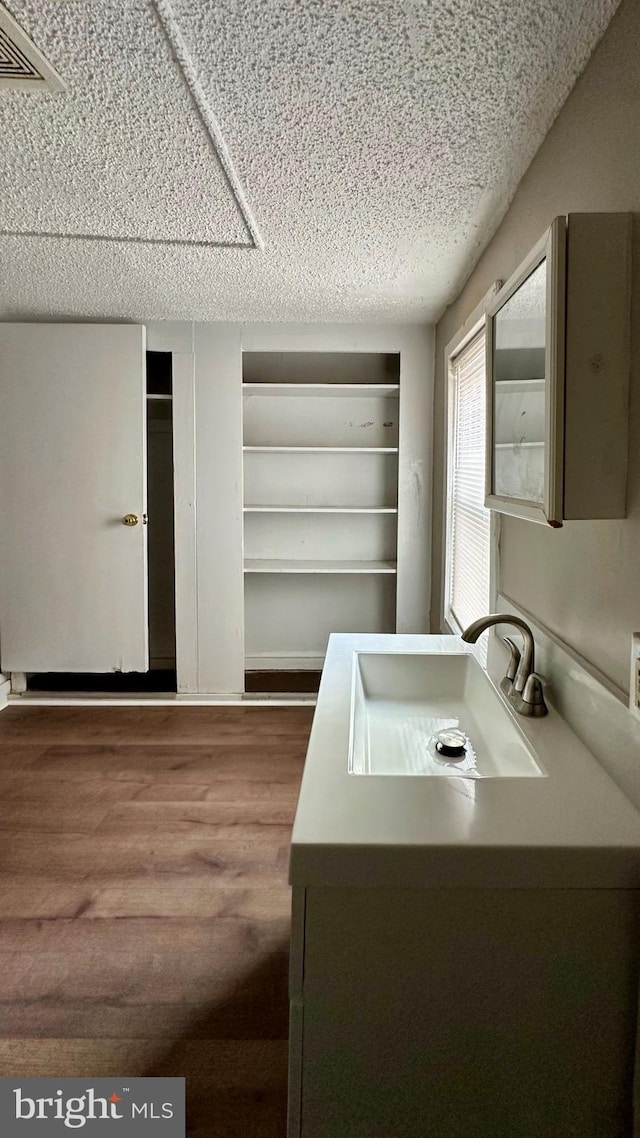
[446,330,491,636]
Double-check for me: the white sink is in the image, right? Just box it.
[349,651,546,778]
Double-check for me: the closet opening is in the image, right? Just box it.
[26,350,177,695]
[145,350,177,687]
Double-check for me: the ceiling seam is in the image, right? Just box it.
[0,229,256,250]
[151,0,263,251]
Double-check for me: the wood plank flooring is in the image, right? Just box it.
[0,706,313,1137]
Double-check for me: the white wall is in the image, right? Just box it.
[432,0,640,698]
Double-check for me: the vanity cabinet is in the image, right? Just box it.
[289,885,640,1138]
[288,632,640,1137]
[485,212,630,526]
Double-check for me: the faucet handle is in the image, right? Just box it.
[503,636,521,683]
[520,672,548,717]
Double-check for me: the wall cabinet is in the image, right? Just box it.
[485,212,630,526]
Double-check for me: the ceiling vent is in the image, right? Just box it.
[0,2,65,90]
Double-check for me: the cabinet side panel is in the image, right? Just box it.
[564,213,631,519]
[300,886,639,1138]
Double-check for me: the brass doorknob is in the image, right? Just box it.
[121,513,139,527]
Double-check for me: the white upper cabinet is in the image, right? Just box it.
[0,323,149,673]
[485,213,631,526]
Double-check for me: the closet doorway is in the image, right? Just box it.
[145,351,177,688]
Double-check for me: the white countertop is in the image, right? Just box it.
[289,633,640,888]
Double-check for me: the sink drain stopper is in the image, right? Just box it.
[434,728,467,759]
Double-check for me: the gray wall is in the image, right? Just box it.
[432,0,640,694]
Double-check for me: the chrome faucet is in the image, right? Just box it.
[461,613,548,718]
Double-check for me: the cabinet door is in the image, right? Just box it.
[0,323,149,672]
[485,217,566,526]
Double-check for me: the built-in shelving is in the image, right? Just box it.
[242,351,400,674]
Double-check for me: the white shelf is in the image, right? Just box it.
[495,379,545,394]
[243,505,397,514]
[244,559,397,575]
[495,440,544,449]
[242,383,399,398]
[243,445,398,454]
[146,393,172,401]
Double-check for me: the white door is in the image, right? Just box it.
[0,323,149,673]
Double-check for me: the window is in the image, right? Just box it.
[445,328,492,638]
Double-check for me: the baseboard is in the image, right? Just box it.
[0,677,10,711]
[10,692,315,707]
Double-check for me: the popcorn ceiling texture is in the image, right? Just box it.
[0,1,251,245]
[0,0,620,322]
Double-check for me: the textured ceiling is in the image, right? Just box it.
[0,0,621,322]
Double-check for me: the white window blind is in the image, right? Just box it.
[446,329,491,637]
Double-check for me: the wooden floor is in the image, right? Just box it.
[0,705,314,1137]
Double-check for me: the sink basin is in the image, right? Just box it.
[349,651,545,778]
